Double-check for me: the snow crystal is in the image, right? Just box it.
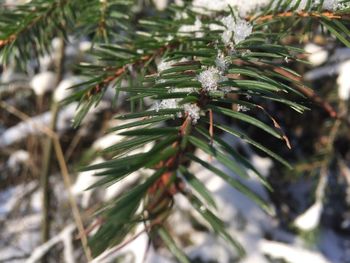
[154,98,178,112]
[197,67,221,91]
[220,15,253,45]
[30,71,56,96]
[184,103,201,124]
[157,59,174,72]
[221,30,233,45]
[237,104,250,112]
[290,0,308,11]
[294,201,323,231]
[321,0,340,10]
[276,0,346,11]
[232,19,253,44]
[337,60,350,100]
[215,52,230,72]
[221,15,235,31]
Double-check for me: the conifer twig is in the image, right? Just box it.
[40,34,66,251]
[254,11,342,22]
[0,0,69,49]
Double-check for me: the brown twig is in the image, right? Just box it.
[253,11,342,22]
[231,58,339,119]
[0,101,92,262]
[40,34,66,251]
[271,66,338,118]
[0,0,69,49]
[209,109,214,145]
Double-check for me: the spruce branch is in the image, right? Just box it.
[0,0,69,49]
[254,10,343,22]
[2,0,350,261]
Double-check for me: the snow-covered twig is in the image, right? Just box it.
[259,240,331,263]
[25,224,76,263]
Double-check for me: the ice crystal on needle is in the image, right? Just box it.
[154,99,178,112]
[221,15,235,31]
[215,52,230,72]
[221,30,233,45]
[220,15,253,45]
[157,59,174,72]
[184,103,201,124]
[197,67,221,91]
[232,19,253,44]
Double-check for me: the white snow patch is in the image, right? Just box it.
[79,40,92,52]
[91,224,173,263]
[71,157,105,208]
[322,0,340,10]
[0,104,74,148]
[337,60,350,100]
[103,171,142,201]
[178,17,203,38]
[305,43,328,66]
[30,71,56,96]
[259,240,331,263]
[25,224,76,263]
[0,182,37,219]
[54,76,83,102]
[153,0,168,10]
[294,201,323,231]
[92,133,123,151]
[192,0,270,17]
[250,154,273,177]
[7,149,30,169]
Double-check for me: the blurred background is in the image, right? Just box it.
[1,0,350,262]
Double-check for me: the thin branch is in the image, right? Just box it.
[254,11,342,22]
[85,42,179,100]
[0,101,92,262]
[0,0,69,49]
[41,34,66,248]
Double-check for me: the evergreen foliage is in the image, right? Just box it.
[1,0,350,261]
